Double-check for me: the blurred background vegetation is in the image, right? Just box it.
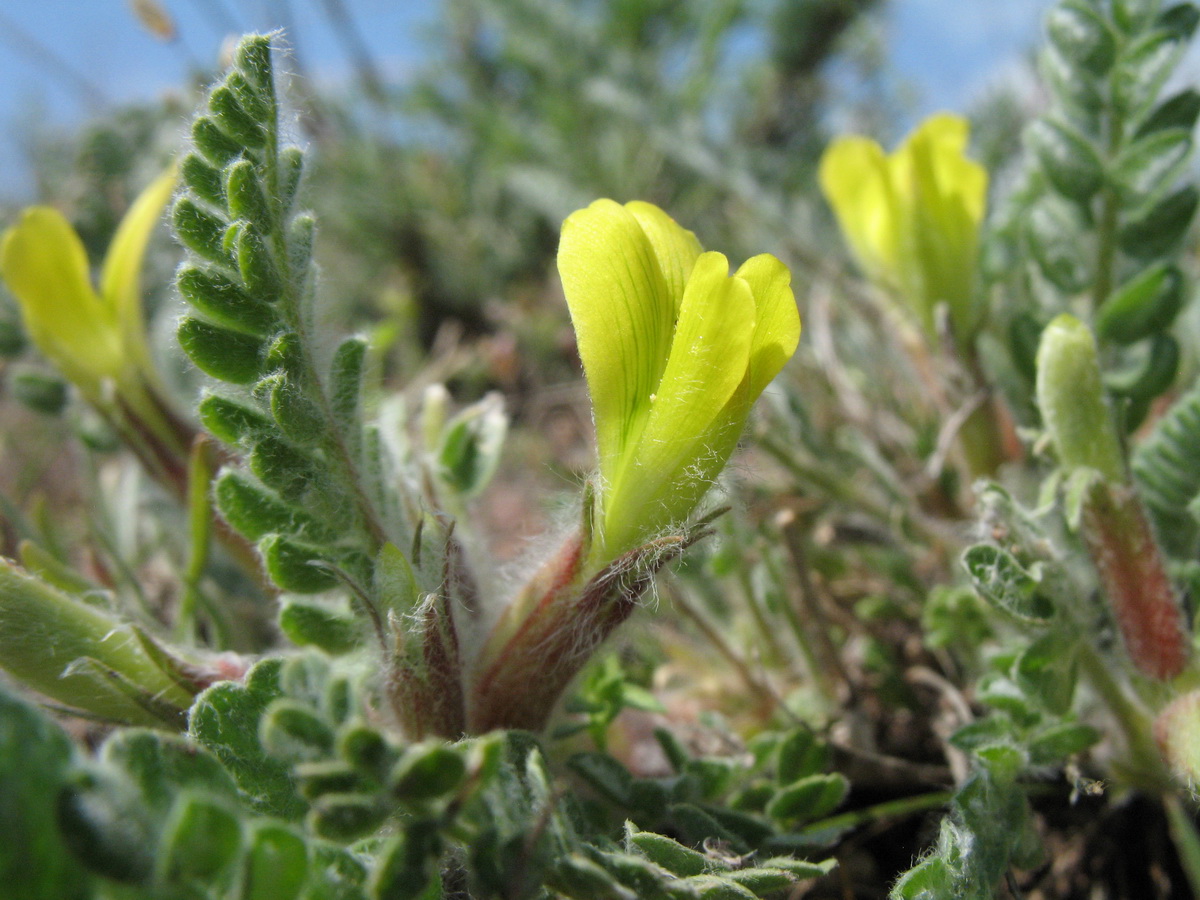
[0,0,1050,718]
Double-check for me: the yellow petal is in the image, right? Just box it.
[895,113,988,338]
[735,254,800,398]
[818,136,900,283]
[558,199,675,486]
[625,200,703,313]
[100,166,178,378]
[602,251,754,556]
[0,207,122,395]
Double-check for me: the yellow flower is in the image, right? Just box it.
[558,199,800,561]
[819,113,987,346]
[0,168,177,409]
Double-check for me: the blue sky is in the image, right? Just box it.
[0,1,1053,202]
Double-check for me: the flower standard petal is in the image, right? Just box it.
[601,251,754,557]
[0,207,123,398]
[625,200,703,312]
[99,166,178,381]
[558,199,675,488]
[897,113,988,340]
[818,136,900,286]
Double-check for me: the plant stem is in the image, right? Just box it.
[778,509,854,705]
[1076,641,1170,790]
[1165,794,1200,897]
[667,581,782,718]
[801,789,955,835]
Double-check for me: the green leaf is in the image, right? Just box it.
[261,534,339,594]
[338,724,396,782]
[287,214,316,272]
[436,393,509,498]
[307,793,387,843]
[210,83,266,148]
[1114,28,1190,118]
[625,822,708,877]
[11,368,67,415]
[58,767,157,885]
[1028,723,1101,764]
[294,760,362,802]
[235,222,284,302]
[234,34,276,100]
[179,265,278,336]
[585,848,680,900]
[308,841,370,899]
[654,726,690,773]
[179,316,266,384]
[1119,185,1199,257]
[1028,118,1104,201]
[1041,45,1104,119]
[330,336,367,432]
[682,874,757,899]
[226,159,274,233]
[103,730,240,817]
[1046,0,1117,74]
[157,793,243,885]
[1136,88,1200,136]
[950,717,1017,752]
[279,146,305,212]
[890,856,954,899]
[214,470,315,541]
[1014,632,1079,715]
[241,824,308,900]
[389,743,467,803]
[1008,313,1045,381]
[191,115,243,167]
[279,598,361,654]
[189,658,306,819]
[776,729,830,784]
[1026,196,1091,293]
[180,152,225,208]
[1111,128,1193,208]
[759,856,837,880]
[375,542,421,615]
[0,686,91,900]
[173,196,231,265]
[200,393,273,445]
[766,774,849,824]
[962,545,1055,622]
[1104,332,1180,401]
[226,69,270,124]
[567,752,634,806]
[670,802,750,852]
[0,563,192,724]
[1158,3,1200,38]
[1096,263,1186,344]
[368,831,439,900]
[249,436,319,501]
[722,867,798,894]
[260,699,336,762]
[549,854,637,900]
[280,653,334,708]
